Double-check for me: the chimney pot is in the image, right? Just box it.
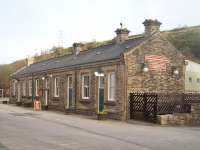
[143,19,162,37]
[27,57,34,66]
[73,42,84,55]
[115,24,130,44]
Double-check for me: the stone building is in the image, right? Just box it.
[10,19,185,120]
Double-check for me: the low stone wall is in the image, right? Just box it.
[157,104,200,126]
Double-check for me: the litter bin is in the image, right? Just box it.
[34,100,41,111]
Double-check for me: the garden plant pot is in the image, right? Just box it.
[42,105,48,110]
[16,101,22,106]
[97,113,108,120]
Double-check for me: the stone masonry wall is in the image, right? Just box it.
[157,103,200,126]
[124,34,185,93]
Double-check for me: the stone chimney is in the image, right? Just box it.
[143,19,162,37]
[115,23,130,44]
[73,42,84,55]
[26,57,34,66]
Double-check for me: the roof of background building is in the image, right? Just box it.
[13,36,145,77]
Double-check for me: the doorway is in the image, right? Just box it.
[67,76,74,109]
[98,77,105,112]
[44,79,49,106]
[17,83,21,102]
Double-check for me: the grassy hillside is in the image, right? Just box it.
[0,25,200,89]
[0,59,26,89]
[165,25,200,62]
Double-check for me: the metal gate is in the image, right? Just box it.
[129,93,158,122]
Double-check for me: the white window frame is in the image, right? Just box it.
[35,79,39,96]
[82,74,90,99]
[28,80,32,96]
[67,76,73,100]
[54,77,59,97]
[22,81,26,96]
[197,78,200,83]
[108,72,116,101]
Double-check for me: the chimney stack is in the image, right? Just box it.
[73,42,84,55]
[143,19,162,37]
[115,23,130,44]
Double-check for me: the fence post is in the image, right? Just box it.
[129,94,133,119]
[143,93,147,119]
[182,93,185,113]
[153,94,158,123]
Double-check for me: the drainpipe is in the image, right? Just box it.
[74,69,77,111]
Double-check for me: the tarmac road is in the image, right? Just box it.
[0,104,200,150]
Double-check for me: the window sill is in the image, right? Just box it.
[22,96,29,98]
[79,99,91,103]
[104,101,116,106]
[52,97,60,101]
[54,95,60,98]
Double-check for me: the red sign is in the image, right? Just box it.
[145,55,170,72]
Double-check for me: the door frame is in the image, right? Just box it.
[44,78,49,106]
[98,76,105,113]
[67,75,73,109]
[17,83,21,102]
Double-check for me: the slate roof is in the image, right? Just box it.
[13,37,145,77]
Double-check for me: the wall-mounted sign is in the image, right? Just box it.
[145,55,170,72]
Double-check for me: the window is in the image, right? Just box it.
[68,76,73,89]
[108,72,116,101]
[28,80,32,96]
[189,77,192,83]
[35,79,39,96]
[197,78,200,83]
[22,81,26,96]
[82,75,90,99]
[54,77,59,97]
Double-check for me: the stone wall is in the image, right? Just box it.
[124,34,185,93]
[157,103,200,126]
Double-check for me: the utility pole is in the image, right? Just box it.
[58,30,64,47]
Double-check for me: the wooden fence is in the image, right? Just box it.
[129,93,200,122]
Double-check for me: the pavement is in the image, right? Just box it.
[0,104,200,150]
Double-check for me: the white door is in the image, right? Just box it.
[67,76,73,109]
[45,79,49,105]
[17,83,21,102]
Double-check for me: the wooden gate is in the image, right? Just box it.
[129,93,158,122]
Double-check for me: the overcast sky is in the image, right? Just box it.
[0,0,199,64]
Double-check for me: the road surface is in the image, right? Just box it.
[0,104,200,150]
